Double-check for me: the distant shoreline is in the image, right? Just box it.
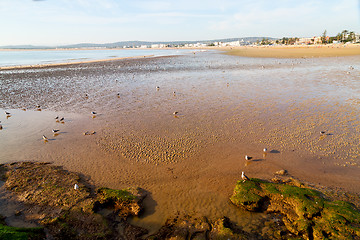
[224,44,360,58]
[0,54,156,70]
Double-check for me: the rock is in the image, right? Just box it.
[274,169,287,175]
[123,221,148,240]
[230,178,360,239]
[93,187,146,219]
[1,162,146,240]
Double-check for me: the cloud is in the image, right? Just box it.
[207,0,358,37]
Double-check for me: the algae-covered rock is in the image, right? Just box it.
[0,219,45,240]
[209,217,249,240]
[94,187,146,219]
[230,178,360,239]
[1,162,147,240]
[4,162,90,210]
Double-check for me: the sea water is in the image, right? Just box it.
[0,48,199,67]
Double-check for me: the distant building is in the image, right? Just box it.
[312,36,322,44]
[355,33,360,43]
[151,44,166,48]
[296,37,312,45]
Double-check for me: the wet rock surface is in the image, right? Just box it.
[230,178,360,239]
[0,162,146,239]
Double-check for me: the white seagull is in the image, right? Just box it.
[74,184,79,190]
[42,135,48,141]
[263,148,268,153]
[91,111,97,115]
[245,155,252,161]
[52,129,60,133]
[241,171,250,181]
[5,111,11,115]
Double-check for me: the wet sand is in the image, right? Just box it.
[226,44,360,58]
[0,51,360,232]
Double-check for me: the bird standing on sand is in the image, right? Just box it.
[5,111,10,115]
[156,86,160,90]
[263,148,268,153]
[0,124,2,130]
[241,171,250,182]
[91,111,97,115]
[52,129,60,133]
[42,135,48,141]
[245,155,252,161]
[173,111,178,115]
[60,117,64,121]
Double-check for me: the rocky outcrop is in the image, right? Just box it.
[230,178,360,239]
[0,162,146,240]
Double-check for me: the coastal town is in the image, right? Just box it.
[130,30,360,49]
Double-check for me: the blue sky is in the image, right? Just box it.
[1,0,359,45]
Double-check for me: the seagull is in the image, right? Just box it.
[74,184,79,190]
[156,86,160,90]
[52,129,60,133]
[241,171,250,182]
[85,94,89,98]
[245,155,252,161]
[55,116,59,120]
[117,93,120,98]
[173,111,178,115]
[320,131,326,135]
[263,148,268,153]
[0,124,2,130]
[91,111,97,115]
[42,135,48,141]
[5,111,10,115]
[60,117,64,121]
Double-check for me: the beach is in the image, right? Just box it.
[0,49,360,232]
[225,44,360,58]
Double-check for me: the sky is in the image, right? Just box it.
[0,0,359,46]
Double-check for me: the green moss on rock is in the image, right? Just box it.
[0,223,45,240]
[97,188,136,203]
[94,187,144,219]
[230,178,360,239]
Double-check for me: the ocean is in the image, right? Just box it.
[0,48,198,67]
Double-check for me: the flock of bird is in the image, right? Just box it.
[1,107,98,143]
[2,83,332,183]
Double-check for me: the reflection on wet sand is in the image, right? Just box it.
[0,52,360,231]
